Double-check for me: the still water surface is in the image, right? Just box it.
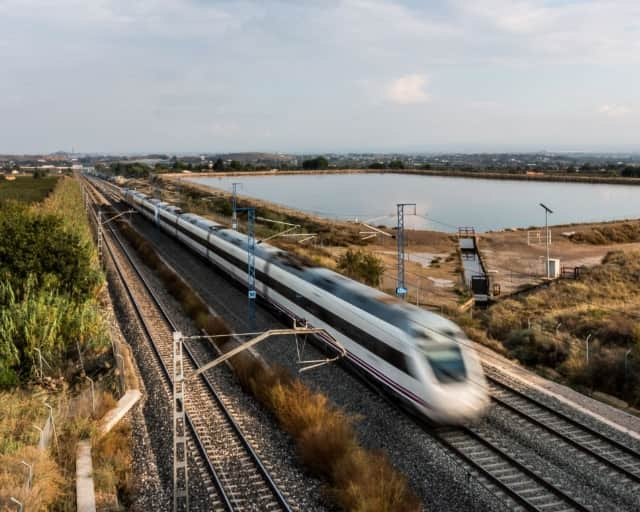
[187,173,640,232]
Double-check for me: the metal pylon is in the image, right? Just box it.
[238,207,257,328]
[396,203,416,299]
[97,210,103,263]
[231,182,241,230]
[173,331,189,512]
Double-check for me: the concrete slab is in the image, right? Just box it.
[76,440,96,512]
[99,389,141,436]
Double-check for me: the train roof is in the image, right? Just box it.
[180,213,223,230]
[128,193,461,340]
[211,230,459,336]
[148,199,182,214]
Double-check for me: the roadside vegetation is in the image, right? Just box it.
[336,249,385,286]
[465,250,640,407]
[110,210,421,511]
[0,177,132,510]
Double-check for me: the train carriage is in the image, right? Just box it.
[121,187,489,424]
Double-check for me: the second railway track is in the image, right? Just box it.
[85,180,294,512]
[487,375,640,484]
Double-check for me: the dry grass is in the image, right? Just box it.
[93,420,133,509]
[0,390,66,510]
[237,362,421,511]
[481,250,640,404]
[0,446,64,511]
[0,390,45,454]
[570,222,640,245]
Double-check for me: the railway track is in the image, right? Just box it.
[430,371,640,512]
[85,180,293,512]
[431,424,589,512]
[488,376,640,485]
[427,374,640,511]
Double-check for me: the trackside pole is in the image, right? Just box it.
[173,331,189,512]
[396,203,416,299]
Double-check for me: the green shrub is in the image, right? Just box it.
[336,249,385,286]
[0,179,107,388]
[0,203,101,301]
[504,328,568,367]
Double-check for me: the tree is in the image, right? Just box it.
[389,160,405,169]
[213,158,225,171]
[368,162,386,169]
[229,160,244,170]
[302,156,329,170]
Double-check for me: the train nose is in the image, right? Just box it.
[429,385,490,425]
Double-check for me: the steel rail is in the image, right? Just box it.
[488,377,640,484]
[432,426,590,512]
[93,197,234,511]
[98,211,233,510]
[87,182,292,512]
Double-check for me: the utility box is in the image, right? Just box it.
[547,258,561,278]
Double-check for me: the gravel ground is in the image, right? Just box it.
[473,340,640,440]
[484,400,640,509]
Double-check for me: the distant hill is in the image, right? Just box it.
[217,152,296,163]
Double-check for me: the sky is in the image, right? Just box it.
[0,0,639,154]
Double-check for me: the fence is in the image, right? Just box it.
[561,265,584,280]
[527,230,552,245]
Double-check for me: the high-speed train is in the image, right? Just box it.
[121,187,489,424]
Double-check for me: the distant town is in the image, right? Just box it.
[2,151,640,179]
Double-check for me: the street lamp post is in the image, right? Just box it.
[539,203,553,278]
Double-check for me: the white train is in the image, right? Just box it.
[122,187,489,424]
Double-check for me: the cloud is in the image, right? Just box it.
[452,0,640,64]
[385,74,430,105]
[598,104,632,118]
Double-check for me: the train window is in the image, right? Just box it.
[423,345,467,383]
[411,329,431,341]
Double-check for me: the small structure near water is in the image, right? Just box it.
[458,227,498,303]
